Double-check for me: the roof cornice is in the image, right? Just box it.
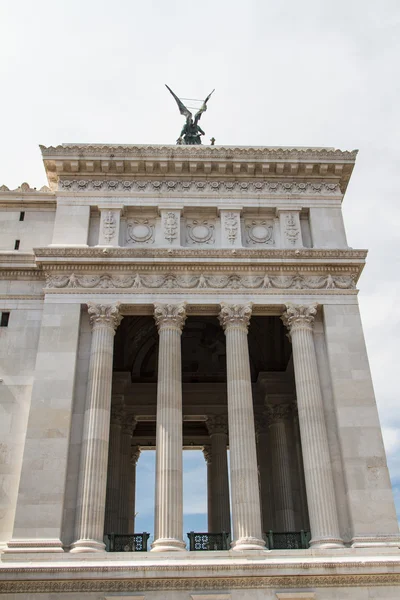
[40,144,358,193]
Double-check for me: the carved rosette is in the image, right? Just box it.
[153,302,187,332]
[130,445,141,466]
[219,302,253,333]
[206,415,228,436]
[87,302,122,332]
[267,403,292,424]
[281,303,318,334]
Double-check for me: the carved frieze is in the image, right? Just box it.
[186,218,215,245]
[58,179,341,195]
[245,219,274,246]
[44,272,356,291]
[126,218,155,245]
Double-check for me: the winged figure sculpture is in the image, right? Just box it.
[165,84,215,145]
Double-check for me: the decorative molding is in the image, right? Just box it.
[153,302,187,331]
[33,246,368,261]
[202,445,212,464]
[57,178,341,195]
[41,143,358,161]
[130,445,141,465]
[245,219,274,246]
[126,219,155,245]
[186,218,215,245]
[0,182,51,193]
[1,572,400,593]
[44,272,356,291]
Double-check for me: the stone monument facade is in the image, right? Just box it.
[0,143,399,598]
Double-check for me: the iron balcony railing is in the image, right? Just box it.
[265,530,310,550]
[187,531,231,551]
[104,532,150,552]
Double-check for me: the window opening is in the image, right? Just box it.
[14,240,20,250]
[0,312,10,327]
[19,211,25,221]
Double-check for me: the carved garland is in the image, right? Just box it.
[44,272,356,291]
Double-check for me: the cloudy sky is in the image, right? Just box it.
[1,0,399,539]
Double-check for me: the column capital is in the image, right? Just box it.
[254,411,270,437]
[130,445,141,465]
[110,405,124,426]
[154,302,187,332]
[206,414,228,435]
[121,415,137,436]
[218,302,253,332]
[281,303,318,334]
[267,403,292,425]
[87,302,122,332]
[202,445,212,465]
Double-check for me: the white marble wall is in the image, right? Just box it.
[9,302,81,549]
[323,303,399,543]
[0,302,43,547]
[0,209,55,251]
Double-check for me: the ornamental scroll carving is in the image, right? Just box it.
[163,212,178,243]
[102,211,117,243]
[223,212,239,244]
[126,218,155,245]
[45,272,356,291]
[59,179,341,195]
[219,302,253,330]
[87,302,122,331]
[284,213,300,246]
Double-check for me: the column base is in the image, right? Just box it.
[70,539,105,553]
[231,536,266,551]
[5,538,64,553]
[351,534,400,548]
[151,538,186,552]
[309,536,344,549]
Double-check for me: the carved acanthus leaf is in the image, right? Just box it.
[219,302,253,331]
[206,414,228,435]
[153,302,187,331]
[87,302,122,331]
[281,303,318,333]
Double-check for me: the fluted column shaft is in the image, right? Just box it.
[202,446,213,532]
[151,303,187,552]
[255,419,273,532]
[118,417,137,533]
[282,303,343,548]
[268,404,296,531]
[128,446,141,533]
[219,303,265,550]
[206,416,231,533]
[71,303,122,553]
[104,405,123,533]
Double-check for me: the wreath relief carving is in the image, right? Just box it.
[126,219,155,245]
[186,219,215,245]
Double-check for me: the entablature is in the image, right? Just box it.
[40,144,357,193]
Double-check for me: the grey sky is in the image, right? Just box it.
[1,0,400,529]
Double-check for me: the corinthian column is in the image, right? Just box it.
[268,403,296,531]
[71,303,122,553]
[118,416,137,533]
[206,415,231,533]
[282,303,343,548]
[128,445,141,534]
[151,303,187,552]
[219,303,265,550]
[104,403,123,534]
[202,445,213,532]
